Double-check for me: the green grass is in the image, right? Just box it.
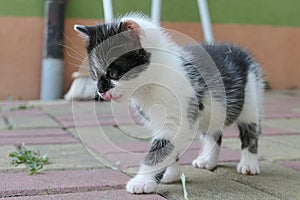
[0,0,299,27]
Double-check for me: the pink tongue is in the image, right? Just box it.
[100,92,112,101]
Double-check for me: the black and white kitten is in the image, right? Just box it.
[74,14,264,194]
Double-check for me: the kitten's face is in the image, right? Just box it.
[74,20,151,100]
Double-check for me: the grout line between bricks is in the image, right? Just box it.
[0,185,126,198]
[212,166,281,199]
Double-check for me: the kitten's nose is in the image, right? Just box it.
[97,76,113,93]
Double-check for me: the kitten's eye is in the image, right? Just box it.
[108,70,118,80]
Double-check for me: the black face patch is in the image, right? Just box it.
[106,49,151,81]
[81,22,151,93]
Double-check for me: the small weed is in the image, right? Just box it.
[7,124,14,130]
[9,143,49,175]
[9,104,35,111]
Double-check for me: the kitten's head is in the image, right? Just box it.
[74,18,151,100]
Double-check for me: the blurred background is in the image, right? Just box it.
[0,0,299,100]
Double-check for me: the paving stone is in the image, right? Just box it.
[90,140,240,170]
[40,101,113,116]
[280,160,300,171]
[0,128,70,137]
[0,169,129,198]
[264,134,300,149]
[115,125,152,139]
[262,126,299,136]
[24,144,102,171]
[54,112,136,128]
[214,162,300,200]
[0,116,7,130]
[222,136,300,161]
[0,128,78,145]
[1,109,46,117]
[264,111,300,119]
[68,126,145,146]
[264,118,300,133]
[180,146,240,165]
[1,144,102,172]
[0,135,78,145]
[5,190,166,200]
[7,115,61,129]
[157,166,278,200]
[0,145,26,172]
[88,141,149,170]
[0,101,26,109]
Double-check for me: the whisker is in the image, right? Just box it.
[66,51,85,64]
[63,32,84,52]
[61,44,85,60]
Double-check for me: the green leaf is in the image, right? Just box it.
[8,143,49,175]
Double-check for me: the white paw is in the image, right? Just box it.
[192,157,217,170]
[237,159,260,175]
[237,150,260,175]
[126,176,158,194]
[161,164,181,184]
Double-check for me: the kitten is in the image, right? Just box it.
[74,14,264,194]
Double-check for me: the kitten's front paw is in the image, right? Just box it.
[237,159,260,175]
[161,166,181,184]
[126,176,158,194]
[192,157,217,170]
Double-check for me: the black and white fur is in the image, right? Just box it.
[74,14,264,194]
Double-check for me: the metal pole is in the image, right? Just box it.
[197,0,214,44]
[151,0,162,26]
[103,0,114,23]
[41,0,67,100]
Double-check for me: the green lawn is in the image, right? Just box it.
[0,0,299,27]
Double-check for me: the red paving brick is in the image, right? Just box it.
[0,128,68,137]
[179,146,240,165]
[0,135,78,145]
[0,169,130,198]
[55,114,134,128]
[0,128,78,145]
[1,109,46,117]
[91,141,240,168]
[223,125,299,137]
[264,111,300,119]
[280,161,300,171]
[89,142,149,155]
[5,190,166,200]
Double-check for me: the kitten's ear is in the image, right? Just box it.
[120,20,142,37]
[74,24,94,40]
[120,20,142,49]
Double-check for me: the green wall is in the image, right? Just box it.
[0,0,299,27]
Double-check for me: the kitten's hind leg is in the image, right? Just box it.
[237,122,260,175]
[161,159,181,184]
[192,131,222,170]
[236,72,262,175]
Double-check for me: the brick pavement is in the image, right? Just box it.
[0,90,299,199]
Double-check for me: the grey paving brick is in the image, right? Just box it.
[222,135,300,161]
[214,162,300,200]
[6,115,61,129]
[0,116,7,130]
[157,166,278,200]
[0,169,129,198]
[264,118,300,133]
[4,190,166,200]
